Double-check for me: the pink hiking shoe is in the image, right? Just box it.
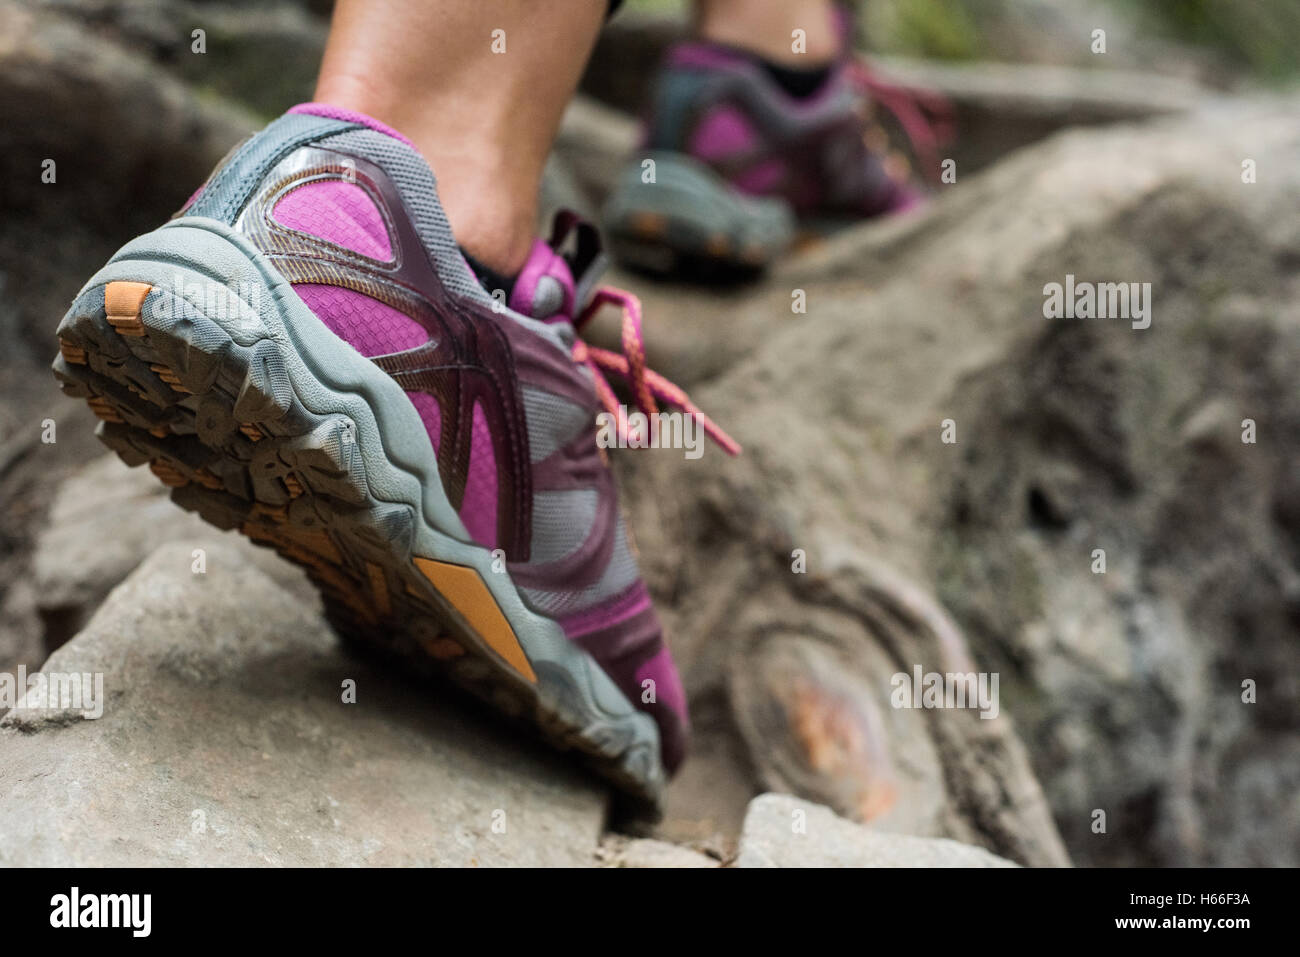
[604,22,952,274]
[53,103,738,809]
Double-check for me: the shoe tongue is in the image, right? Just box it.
[506,211,609,321]
[508,239,576,321]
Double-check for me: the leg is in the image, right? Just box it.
[692,0,840,65]
[314,0,606,274]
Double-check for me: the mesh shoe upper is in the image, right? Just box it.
[641,41,923,218]
[180,103,707,770]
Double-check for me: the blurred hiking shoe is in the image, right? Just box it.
[604,32,952,277]
[51,103,739,812]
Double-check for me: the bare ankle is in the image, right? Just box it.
[308,83,537,275]
[695,0,839,66]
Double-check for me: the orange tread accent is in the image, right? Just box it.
[149,363,192,394]
[629,211,667,238]
[280,525,341,563]
[105,317,145,336]
[86,396,123,423]
[149,459,189,487]
[193,468,223,490]
[242,522,371,622]
[105,281,151,337]
[105,281,152,315]
[248,502,289,525]
[59,339,88,364]
[412,557,537,683]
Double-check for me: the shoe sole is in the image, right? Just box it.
[603,151,794,277]
[52,217,665,812]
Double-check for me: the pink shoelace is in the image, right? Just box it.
[846,59,956,184]
[572,287,741,456]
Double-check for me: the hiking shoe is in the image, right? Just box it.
[51,103,738,810]
[604,38,949,274]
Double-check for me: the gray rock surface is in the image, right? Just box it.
[0,0,259,339]
[736,794,1018,868]
[596,835,718,868]
[0,542,608,866]
[46,0,328,118]
[553,95,639,212]
[33,455,317,651]
[0,0,261,681]
[622,99,1300,867]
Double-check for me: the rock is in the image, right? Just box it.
[53,0,330,119]
[0,367,106,682]
[596,835,718,868]
[0,0,259,339]
[726,580,949,837]
[736,794,1018,868]
[554,95,639,210]
[33,455,317,652]
[0,577,43,691]
[581,12,681,115]
[618,98,1300,867]
[856,56,1212,176]
[0,542,609,866]
[0,0,262,686]
[540,151,599,230]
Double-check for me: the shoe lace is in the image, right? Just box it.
[571,286,741,456]
[845,59,955,184]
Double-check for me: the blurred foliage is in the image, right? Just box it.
[860,0,984,61]
[1129,0,1300,78]
[625,0,1300,79]
[866,0,1299,77]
